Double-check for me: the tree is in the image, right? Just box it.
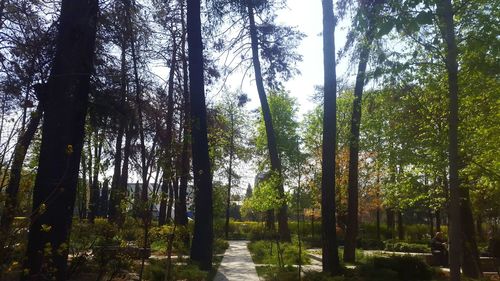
[187,0,213,271]
[344,0,379,263]
[246,0,291,242]
[22,0,98,279]
[217,91,249,239]
[437,1,471,279]
[321,0,341,275]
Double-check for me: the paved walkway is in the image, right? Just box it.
[214,241,260,281]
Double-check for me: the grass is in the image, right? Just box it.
[248,240,310,265]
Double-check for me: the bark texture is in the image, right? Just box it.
[187,0,213,270]
[23,0,98,279]
[321,0,341,275]
[247,0,290,242]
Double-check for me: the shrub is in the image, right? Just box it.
[257,266,299,281]
[359,256,433,281]
[383,241,429,253]
[214,238,229,255]
[358,239,385,250]
[146,260,208,281]
[248,240,309,265]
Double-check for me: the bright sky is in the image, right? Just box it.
[224,0,351,118]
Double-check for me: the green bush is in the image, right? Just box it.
[257,266,300,281]
[248,240,309,265]
[383,241,429,253]
[214,238,229,255]
[359,256,433,281]
[146,260,208,281]
[358,239,385,250]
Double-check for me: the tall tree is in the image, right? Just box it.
[187,0,213,271]
[321,0,341,275]
[344,0,378,263]
[247,0,290,242]
[22,0,98,279]
[174,1,190,227]
[0,105,42,266]
[438,0,475,279]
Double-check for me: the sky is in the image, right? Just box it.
[219,0,352,119]
[211,0,353,193]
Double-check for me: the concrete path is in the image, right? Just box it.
[214,241,260,281]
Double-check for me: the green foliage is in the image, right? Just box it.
[145,260,208,281]
[255,90,300,175]
[248,240,309,265]
[256,266,300,281]
[358,256,433,281]
[383,241,429,253]
[149,224,190,256]
[244,171,285,212]
[213,238,229,255]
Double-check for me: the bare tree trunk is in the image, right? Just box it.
[174,5,190,228]
[187,0,213,270]
[22,0,98,279]
[158,179,168,225]
[246,0,290,242]
[89,127,103,223]
[159,38,178,226]
[321,0,340,275]
[386,208,395,239]
[0,105,42,266]
[166,182,174,223]
[397,211,404,240]
[460,186,482,278]
[118,125,133,225]
[344,8,374,262]
[438,0,470,280]
[436,210,441,232]
[225,113,235,239]
[108,35,127,224]
[100,179,109,217]
[80,150,87,219]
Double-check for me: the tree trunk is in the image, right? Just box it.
[321,0,340,275]
[397,211,404,240]
[460,186,482,278]
[246,0,290,242]
[438,0,465,280]
[174,5,190,228]
[0,106,42,265]
[266,209,275,230]
[100,179,109,217]
[376,208,381,241]
[429,210,434,237]
[225,113,235,240]
[158,179,168,225]
[108,35,127,224]
[386,208,395,239]
[22,0,98,279]
[344,11,374,262]
[79,150,87,220]
[89,128,103,223]
[166,182,174,223]
[118,125,133,225]
[436,210,441,232]
[477,214,483,240]
[187,0,213,270]
[124,0,149,225]
[160,37,178,226]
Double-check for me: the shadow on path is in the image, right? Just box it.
[214,241,260,281]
